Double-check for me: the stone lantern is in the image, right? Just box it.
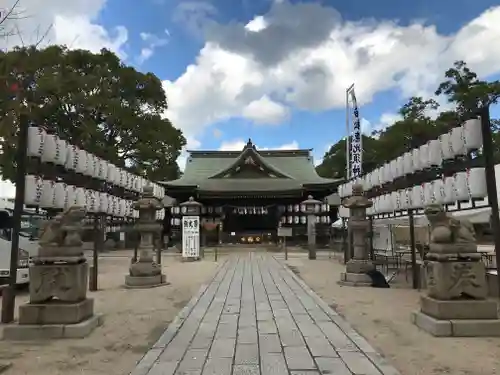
[339,183,374,286]
[125,186,166,288]
[302,195,321,260]
[180,197,203,261]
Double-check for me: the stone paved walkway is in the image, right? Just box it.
[130,253,400,375]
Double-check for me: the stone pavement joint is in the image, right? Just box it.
[130,253,402,375]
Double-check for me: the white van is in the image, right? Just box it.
[0,199,42,285]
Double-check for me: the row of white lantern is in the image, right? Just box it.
[340,168,486,218]
[338,118,482,197]
[281,204,330,213]
[24,175,165,219]
[26,127,165,199]
[280,216,331,224]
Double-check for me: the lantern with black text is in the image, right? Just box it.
[53,182,67,210]
[24,175,43,206]
[454,172,469,202]
[468,168,487,199]
[40,180,55,208]
[26,126,45,158]
[463,118,482,151]
[450,126,467,157]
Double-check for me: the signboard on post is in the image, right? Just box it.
[182,216,200,258]
[277,227,293,237]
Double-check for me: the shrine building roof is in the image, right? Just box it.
[160,138,341,195]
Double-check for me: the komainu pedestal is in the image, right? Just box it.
[3,207,103,341]
[338,184,374,286]
[411,204,500,337]
[125,186,167,289]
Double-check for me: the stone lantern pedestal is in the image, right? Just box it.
[338,184,374,287]
[302,195,321,260]
[125,186,167,289]
[411,204,500,337]
[3,207,103,340]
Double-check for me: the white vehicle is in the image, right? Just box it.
[0,199,42,285]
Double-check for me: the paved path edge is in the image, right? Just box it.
[274,256,402,375]
[128,259,229,375]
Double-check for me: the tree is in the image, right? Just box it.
[0,0,21,40]
[0,45,185,182]
[315,60,500,178]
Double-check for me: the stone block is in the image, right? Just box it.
[2,314,103,340]
[124,274,166,289]
[29,262,88,303]
[411,311,452,336]
[19,298,94,325]
[450,319,500,336]
[426,260,487,300]
[338,272,372,287]
[420,295,499,320]
[487,271,498,298]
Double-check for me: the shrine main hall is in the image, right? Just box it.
[160,139,341,244]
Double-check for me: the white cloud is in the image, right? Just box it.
[242,96,289,125]
[164,3,500,147]
[0,0,128,56]
[137,30,169,64]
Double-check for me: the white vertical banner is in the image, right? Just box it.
[182,216,200,258]
[348,86,362,178]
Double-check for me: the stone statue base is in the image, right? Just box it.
[3,262,103,340]
[426,259,488,300]
[124,274,167,289]
[338,259,374,287]
[411,295,500,337]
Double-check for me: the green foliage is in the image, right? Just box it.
[316,61,500,179]
[0,45,186,182]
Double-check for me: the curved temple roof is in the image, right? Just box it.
[161,138,341,194]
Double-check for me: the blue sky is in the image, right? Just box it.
[94,0,499,165]
[0,0,500,196]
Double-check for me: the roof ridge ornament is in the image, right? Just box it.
[245,138,255,149]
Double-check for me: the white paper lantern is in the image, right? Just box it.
[371,170,380,187]
[93,191,101,213]
[440,133,454,160]
[428,140,442,167]
[389,160,398,181]
[399,189,408,210]
[85,153,95,177]
[463,118,482,151]
[344,183,353,197]
[390,191,399,211]
[364,173,372,190]
[432,179,445,204]
[99,193,109,214]
[120,199,128,217]
[114,168,122,186]
[75,187,86,207]
[395,156,404,178]
[98,159,108,181]
[119,169,126,187]
[410,185,423,209]
[65,145,78,171]
[403,152,413,175]
[76,149,88,174]
[468,168,487,199]
[107,195,115,215]
[443,177,456,204]
[107,164,117,184]
[27,126,45,158]
[338,185,344,198]
[53,182,67,209]
[422,182,434,206]
[40,180,55,208]
[454,172,469,201]
[412,148,422,171]
[65,185,77,208]
[419,143,430,170]
[55,138,67,166]
[451,126,467,157]
[84,189,93,212]
[41,134,58,164]
[24,175,43,206]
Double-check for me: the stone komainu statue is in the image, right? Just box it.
[424,204,476,245]
[38,206,87,247]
